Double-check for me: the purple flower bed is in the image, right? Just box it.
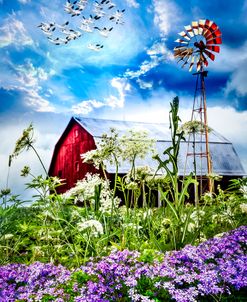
[0,226,246,302]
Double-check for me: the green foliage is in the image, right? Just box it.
[153,97,198,249]
[136,276,170,301]
[1,98,246,268]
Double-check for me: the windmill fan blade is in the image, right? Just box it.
[199,19,206,28]
[197,61,202,71]
[198,27,203,35]
[200,53,208,67]
[205,45,220,53]
[182,58,189,68]
[174,46,188,52]
[204,19,213,29]
[202,19,213,35]
[209,22,218,32]
[175,38,189,44]
[175,48,194,61]
[204,29,221,40]
[198,20,206,35]
[174,50,187,59]
[184,25,195,37]
[206,37,222,45]
[174,49,190,59]
[178,31,191,40]
[189,55,195,72]
[192,21,199,35]
[203,49,215,61]
[174,46,187,56]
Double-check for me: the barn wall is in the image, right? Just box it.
[50,122,98,193]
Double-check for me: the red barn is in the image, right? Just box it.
[48,117,98,193]
[49,116,245,194]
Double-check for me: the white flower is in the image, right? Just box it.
[162,218,171,226]
[143,209,153,219]
[240,185,247,198]
[81,149,102,169]
[190,210,205,225]
[122,223,142,231]
[99,194,120,215]
[63,173,113,209]
[202,192,214,203]
[1,234,14,240]
[77,219,104,237]
[128,288,155,301]
[214,232,224,238]
[240,203,247,213]
[187,222,196,232]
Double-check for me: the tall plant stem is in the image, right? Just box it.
[113,154,119,197]
[28,144,48,176]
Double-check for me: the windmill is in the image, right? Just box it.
[174,19,222,195]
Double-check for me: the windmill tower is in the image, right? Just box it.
[174,19,222,194]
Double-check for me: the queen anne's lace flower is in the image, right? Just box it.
[63,173,119,214]
[77,219,104,236]
[240,203,247,213]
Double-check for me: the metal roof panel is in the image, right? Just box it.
[75,117,245,176]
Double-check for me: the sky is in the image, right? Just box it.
[0,0,247,200]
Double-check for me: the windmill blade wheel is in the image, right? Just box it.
[174,19,222,72]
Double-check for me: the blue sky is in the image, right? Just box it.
[0,0,247,198]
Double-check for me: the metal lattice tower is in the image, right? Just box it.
[174,19,222,194]
[185,69,212,193]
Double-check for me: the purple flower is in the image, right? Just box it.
[0,226,246,301]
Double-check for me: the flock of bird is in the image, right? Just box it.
[38,0,125,50]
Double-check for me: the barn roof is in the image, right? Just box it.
[73,117,245,177]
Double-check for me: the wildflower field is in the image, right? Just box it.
[0,99,246,301]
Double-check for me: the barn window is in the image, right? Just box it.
[74,129,79,138]
[75,161,80,172]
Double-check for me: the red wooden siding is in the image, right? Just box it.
[49,120,98,193]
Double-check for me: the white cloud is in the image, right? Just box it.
[24,89,56,112]
[0,13,33,48]
[207,106,247,148]
[125,0,139,8]
[153,0,180,37]
[224,58,247,97]
[1,60,56,112]
[147,42,173,59]
[124,41,173,80]
[15,61,49,87]
[70,78,131,115]
[71,99,105,115]
[136,79,153,89]
[125,58,160,79]
[206,42,247,100]
[225,60,247,96]
[105,77,131,108]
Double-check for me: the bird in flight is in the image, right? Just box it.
[87,43,104,51]
[94,26,113,38]
[38,0,126,50]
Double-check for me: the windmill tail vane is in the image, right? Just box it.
[174,19,222,72]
